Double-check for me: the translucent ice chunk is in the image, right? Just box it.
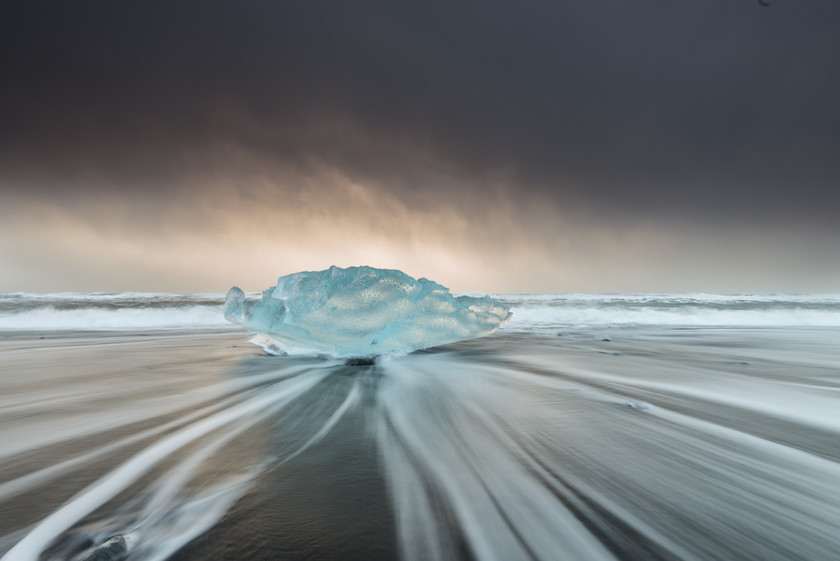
[224,266,511,357]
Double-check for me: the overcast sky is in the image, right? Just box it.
[2,1,839,293]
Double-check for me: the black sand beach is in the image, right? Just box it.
[2,323,839,561]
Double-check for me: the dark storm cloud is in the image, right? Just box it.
[2,0,840,228]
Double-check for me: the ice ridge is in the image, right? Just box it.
[223,266,511,357]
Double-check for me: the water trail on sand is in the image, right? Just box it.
[120,377,361,561]
[0,361,363,561]
[2,327,840,561]
[373,336,840,561]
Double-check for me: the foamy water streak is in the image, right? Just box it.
[374,331,840,561]
[0,333,365,561]
[1,368,331,561]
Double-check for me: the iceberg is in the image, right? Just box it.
[224,266,511,357]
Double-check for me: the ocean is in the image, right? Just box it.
[1,293,839,560]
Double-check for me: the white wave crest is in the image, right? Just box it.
[0,306,229,331]
[506,304,840,328]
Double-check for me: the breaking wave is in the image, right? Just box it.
[502,293,840,329]
[0,294,230,331]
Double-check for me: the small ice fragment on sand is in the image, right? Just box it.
[72,535,128,561]
[618,401,652,411]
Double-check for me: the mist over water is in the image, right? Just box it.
[1,294,839,560]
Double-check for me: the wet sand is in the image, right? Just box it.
[1,326,839,560]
